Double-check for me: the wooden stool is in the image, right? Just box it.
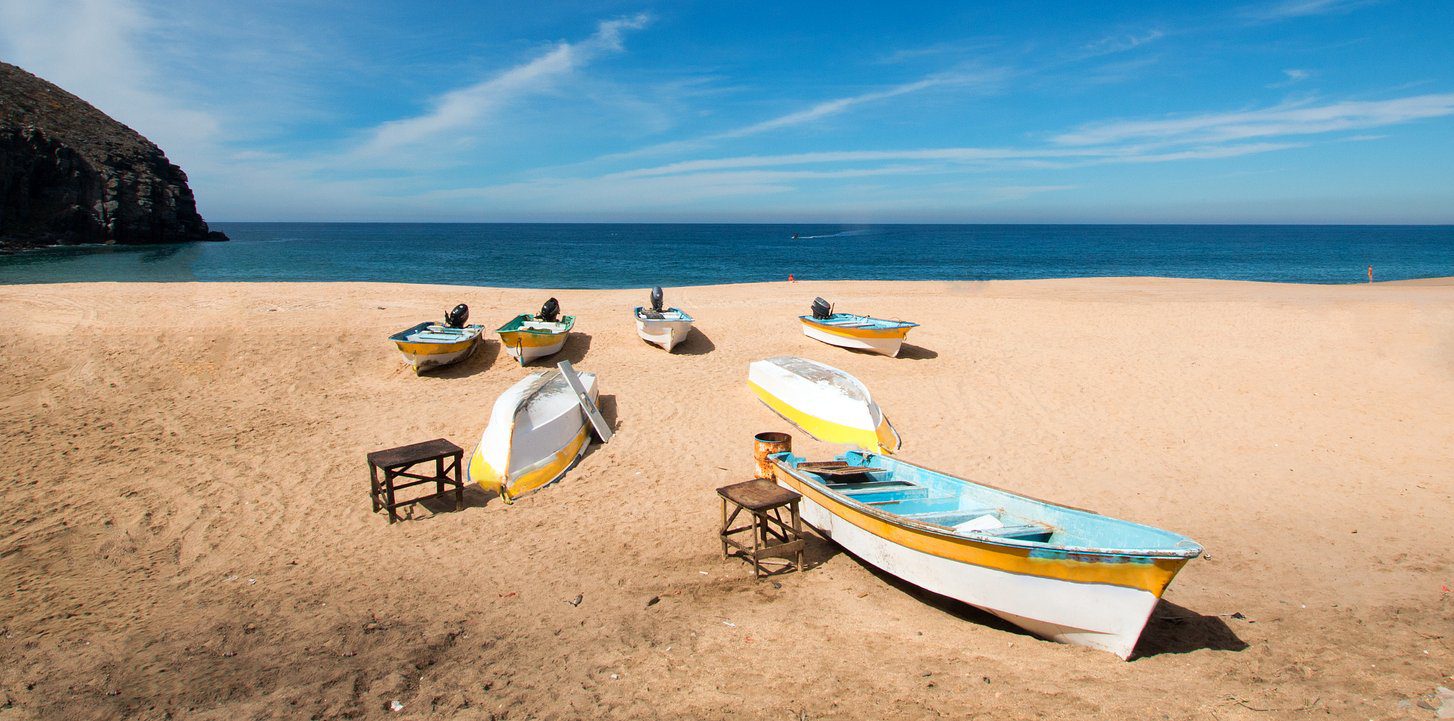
[718,478,805,578]
[367,439,464,524]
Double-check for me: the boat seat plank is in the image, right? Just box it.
[834,481,914,494]
[903,508,998,523]
[973,523,1054,540]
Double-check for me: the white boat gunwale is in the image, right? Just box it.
[798,313,918,331]
[388,321,486,343]
[771,451,1203,561]
[633,306,695,323]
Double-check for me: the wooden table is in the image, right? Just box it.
[367,439,464,524]
[718,478,805,578]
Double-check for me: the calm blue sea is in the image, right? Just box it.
[1,223,1450,287]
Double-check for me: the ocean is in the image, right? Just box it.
[1,223,1450,287]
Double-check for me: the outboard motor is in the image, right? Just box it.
[650,286,665,313]
[537,297,561,323]
[444,303,469,328]
[811,297,833,319]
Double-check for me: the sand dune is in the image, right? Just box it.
[1,278,1451,720]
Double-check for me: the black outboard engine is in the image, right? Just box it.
[811,297,833,319]
[650,286,665,313]
[537,297,561,323]
[444,303,469,328]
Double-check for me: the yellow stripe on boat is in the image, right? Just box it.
[468,423,589,503]
[395,339,476,356]
[498,330,567,348]
[800,318,914,339]
[774,469,1187,595]
[749,378,900,454]
[501,424,590,501]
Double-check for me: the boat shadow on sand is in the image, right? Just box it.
[671,326,716,356]
[423,338,502,379]
[816,537,1246,659]
[831,342,938,360]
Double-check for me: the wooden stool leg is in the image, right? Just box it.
[792,499,803,573]
[752,511,763,578]
[369,463,381,512]
[720,498,729,557]
[435,457,445,496]
[384,467,399,524]
[453,453,463,511]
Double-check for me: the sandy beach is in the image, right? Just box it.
[1,277,1451,720]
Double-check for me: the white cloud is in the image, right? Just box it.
[1082,30,1165,56]
[348,14,650,164]
[1051,94,1454,146]
[1244,0,1380,21]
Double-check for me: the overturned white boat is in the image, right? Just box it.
[747,356,901,453]
[466,367,598,503]
[634,286,694,352]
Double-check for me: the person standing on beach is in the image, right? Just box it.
[1368,265,1374,283]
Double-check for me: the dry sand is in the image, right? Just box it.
[1,278,1451,720]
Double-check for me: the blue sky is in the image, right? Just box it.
[2,0,1451,222]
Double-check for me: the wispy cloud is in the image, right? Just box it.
[717,75,961,139]
[1051,94,1454,146]
[1082,29,1165,56]
[348,14,650,164]
[1243,0,1380,21]
[1269,68,1313,88]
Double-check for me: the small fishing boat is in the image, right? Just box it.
[768,449,1203,659]
[748,356,901,453]
[800,297,918,357]
[389,304,485,374]
[466,367,598,503]
[497,298,575,366]
[634,286,694,352]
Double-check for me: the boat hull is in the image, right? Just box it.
[499,331,568,365]
[390,323,485,374]
[636,317,693,351]
[467,370,598,503]
[770,455,1196,659]
[747,357,900,453]
[800,319,911,357]
[495,314,575,366]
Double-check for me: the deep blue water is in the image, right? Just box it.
[1,223,1450,287]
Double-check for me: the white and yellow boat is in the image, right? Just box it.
[634,287,694,352]
[800,297,918,357]
[466,368,598,503]
[768,449,1203,659]
[389,305,485,374]
[747,356,901,453]
[497,298,574,366]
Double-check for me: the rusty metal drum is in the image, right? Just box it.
[752,431,792,479]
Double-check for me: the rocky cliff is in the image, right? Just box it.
[0,61,225,250]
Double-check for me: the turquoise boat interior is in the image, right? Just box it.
[389,321,483,343]
[496,313,576,334]
[800,313,918,330]
[634,306,694,322]
[772,450,1202,558]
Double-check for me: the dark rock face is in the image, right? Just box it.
[0,61,226,250]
